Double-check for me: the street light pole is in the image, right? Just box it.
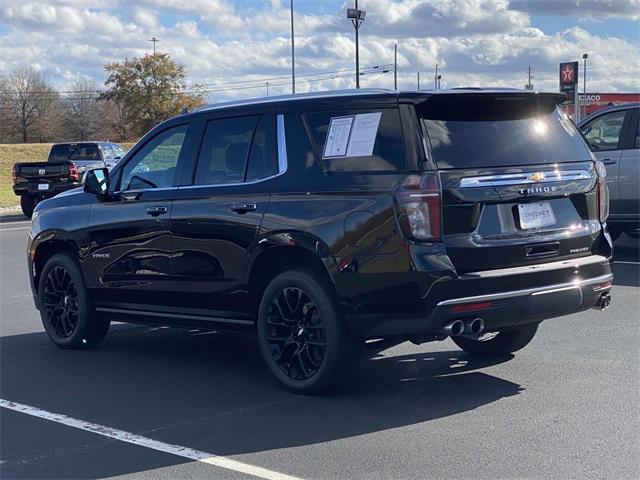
[582,53,588,119]
[394,43,397,90]
[347,2,366,89]
[290,0,295,94]
[434,63,438,89]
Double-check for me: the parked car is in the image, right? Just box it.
[12,141,126,217]
[27,89,613,393]
[579,103,640,240]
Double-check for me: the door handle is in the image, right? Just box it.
[230,203,257,214]
[602,158,617,165]
[146,206,168,217]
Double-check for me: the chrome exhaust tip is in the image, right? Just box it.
[597,293,611,310]
[464,318,485,336]
[441,319,465,337]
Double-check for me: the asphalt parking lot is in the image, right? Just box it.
[0,215,638,480]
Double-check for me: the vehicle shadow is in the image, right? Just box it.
[612,235,640,287]
[0,325,522,478]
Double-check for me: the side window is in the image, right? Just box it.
[193,114,277,185]
[304,109,406,172]
[580,110,626,151]
[633,115,639,149]
[246,114,277,181]
[120,124,188,190]
[101,143,114,159]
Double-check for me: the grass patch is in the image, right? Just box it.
[0,143,136,208]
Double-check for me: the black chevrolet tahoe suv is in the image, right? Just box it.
[27,89,613,393]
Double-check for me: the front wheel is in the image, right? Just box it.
[257,269,358,394]
[451,324,538,358]
[38,253,110,349]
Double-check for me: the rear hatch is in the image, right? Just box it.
[418,92,605,273]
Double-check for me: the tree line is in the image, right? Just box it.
[0,53,204,144]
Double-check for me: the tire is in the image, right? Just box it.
[38,253,110,349]
[451,324,538,358]
[257,269,357,394]
[607,224,623,242]
[20,194,35,218]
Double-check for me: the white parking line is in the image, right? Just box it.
[0,227,30,232]
[613,261,640,265]
[0,398,302,480]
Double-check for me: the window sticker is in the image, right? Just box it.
[323,116,354,158]
[322,112,382,159]
[346,112,382,157]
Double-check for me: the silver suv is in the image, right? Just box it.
[580,102,640,240]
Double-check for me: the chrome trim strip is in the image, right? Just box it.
[95,307,255,325]
[119,116,289,194]
[458,169,592,188]
[437,273,612,306]
[277,114,288,174]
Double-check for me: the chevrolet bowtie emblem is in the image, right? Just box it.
[528,172,545,182]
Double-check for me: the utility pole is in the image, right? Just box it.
[437,74,442,89]
[582,53,588,119]
[434,63,439,89]
[290,0,295,94]
[526,66,534,90]
[394,43,398,90]
[347,1,366,89]
[417,72,420,90]
[149,37,159,55]
[266,81,270,96]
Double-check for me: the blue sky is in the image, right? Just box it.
[1,0,638,100]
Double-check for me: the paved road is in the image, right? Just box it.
[1,218,638,479]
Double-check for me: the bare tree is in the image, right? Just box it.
[0,67,60,143]
[62,79,102,140]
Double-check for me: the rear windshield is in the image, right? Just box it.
[421,99,591,169]
[49,144,101,162]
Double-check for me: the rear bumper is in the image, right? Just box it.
[13,182,81,197]
[345,254,613,338]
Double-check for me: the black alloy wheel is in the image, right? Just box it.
[266,287,326,381]
[38,253,110,349]
[257,269,359,393]
[42,265,80,339]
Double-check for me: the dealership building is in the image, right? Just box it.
[564,92,640,119]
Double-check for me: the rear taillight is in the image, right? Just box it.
[12,164,17,182]
[595,161,609,222]
[395,172,442,241]
[69,164,81,182]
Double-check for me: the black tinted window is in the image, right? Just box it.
[49,143,100,162]
[246,115,277,181]
[305,109,406,172]
[194,116,256,185]
[423,107,591,169]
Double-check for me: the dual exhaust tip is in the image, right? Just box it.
[441,318,484,338]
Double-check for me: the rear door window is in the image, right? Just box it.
[421,98,592,169]
[305,109,406,172]
[194,114,277,185]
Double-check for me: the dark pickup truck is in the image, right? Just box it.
[12,142,125,217]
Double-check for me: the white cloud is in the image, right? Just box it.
[0,0,638,101]
[509,0,640,21]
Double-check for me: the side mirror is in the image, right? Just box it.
[83,168,110,196]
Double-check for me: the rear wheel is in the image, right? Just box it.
[20,194,35,218]
[38,253,110,349]
[451,324,538,357]
[257,269,358,394]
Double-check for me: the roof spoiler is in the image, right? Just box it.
[417,92,567,121]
